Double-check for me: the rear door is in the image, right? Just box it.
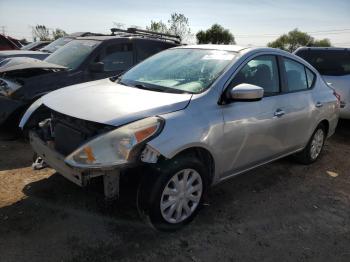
[278,56,317,150]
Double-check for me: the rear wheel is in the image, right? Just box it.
[295,123,326,164]
[137,156,208,231]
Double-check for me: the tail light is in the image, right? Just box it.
[333,90,341,102]
[332,89,344,108]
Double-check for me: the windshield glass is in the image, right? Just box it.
[21,42,40,50]
[40,37,73,53]
[296,49,350,76]
[44,40,100,70]
[120,48,237,94]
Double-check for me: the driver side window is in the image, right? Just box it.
[230,55,280,96]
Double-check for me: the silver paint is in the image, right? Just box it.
[24,46,340,187]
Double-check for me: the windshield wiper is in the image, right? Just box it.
[40,49,52,53]
[134,84,171,93]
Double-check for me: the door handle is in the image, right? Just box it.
[274,109,285,117]
[315,102,323,108]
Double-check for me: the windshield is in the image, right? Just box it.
[120,48,237,94]
[21,42,40,50]
[44,39,100,70]
[40,37,73,53]
[296,49,350,76]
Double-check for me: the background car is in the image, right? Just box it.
[294,47,350,119]
[21,45,339,231]
[0,32,103,64]
[0,28,180,131]
[20,40,51,51]
[0,34,21,51]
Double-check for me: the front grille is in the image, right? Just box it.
[48,109,114,156]
[54,122,85,155]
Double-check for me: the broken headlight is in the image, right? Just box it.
[0,78,22,96]
[65,117,164,168]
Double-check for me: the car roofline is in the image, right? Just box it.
[171,45,299,56]
[294,46,350,52]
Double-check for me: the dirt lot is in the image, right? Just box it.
[0,121,349,262]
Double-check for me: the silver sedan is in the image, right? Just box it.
[21,45,340,231]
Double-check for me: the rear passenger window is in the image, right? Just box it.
[305,67,315,88]
[101,43,133,72]
[283,58,308,91]
[231,55,280,96]
[295,49,350,76]
[136,41,174,62]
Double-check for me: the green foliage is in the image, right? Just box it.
[146,13,191,42]
[196,24,235,44]
[146,21,168,34]
[167,13,191,41]
[313,38,332,47]
[268,28,331,52]
[32,25,50,41]
[52,28,67,40]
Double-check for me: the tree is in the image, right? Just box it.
[146,13,191,43]
[52,28,67,40]
[267,29,331,52]
[167,13,191,42]
[196,24,235,44]
[32,25,50,41]
[313,38,332,47]
[146,21,168,34]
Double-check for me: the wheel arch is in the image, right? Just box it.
[167,146,216,185]
[318,119,330,136]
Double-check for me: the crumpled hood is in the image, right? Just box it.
[42,78,192,126]
[0,57,66,73]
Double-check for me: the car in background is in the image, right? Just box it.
[0,28,179,130]
[294,47,350,119]
[21,45,339,231]
[21,41,51,51]
[0,32,103,64]
[0,34,21,51]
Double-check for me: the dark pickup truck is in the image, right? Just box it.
[0,28,180,130]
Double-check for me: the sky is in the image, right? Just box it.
[1,0,350,46]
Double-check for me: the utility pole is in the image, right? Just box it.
[0,26,6,36]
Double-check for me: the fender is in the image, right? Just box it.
[19,98,42,129]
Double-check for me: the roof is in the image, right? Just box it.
[75,34,179,44]
[295,46,349,51]
[176,44,250,52]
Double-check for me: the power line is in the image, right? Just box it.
[235,28,350,38]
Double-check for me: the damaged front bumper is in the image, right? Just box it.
[29,131,122,187]
[0,95,23,125]
[30,130,89,186]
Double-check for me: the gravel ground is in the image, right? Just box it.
[0,121,349,262]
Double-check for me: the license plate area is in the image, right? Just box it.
[54,123,85,156]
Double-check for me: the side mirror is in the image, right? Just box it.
[229,83,264,101]
[89,62,104,73]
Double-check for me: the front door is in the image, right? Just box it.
[221,55,288,176]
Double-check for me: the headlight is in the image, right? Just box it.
[65,117,164,168]
[0,78,22,96]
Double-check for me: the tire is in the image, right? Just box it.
[295,123,326,164]
[137,155,209,231]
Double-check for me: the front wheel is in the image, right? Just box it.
[137,156,208,231]
[295,123,326,164]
